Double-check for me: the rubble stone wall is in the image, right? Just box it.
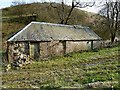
[8,40,101,64]
[8,42,31,67]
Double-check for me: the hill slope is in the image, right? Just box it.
[2,2,111,42]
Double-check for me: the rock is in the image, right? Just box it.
[14,56,20,60]
[7,64,11,69]
[5,64,11,71]
[20,54,24,59]
[6,69,9,72]
[10,43,32,68]
[18,64,23,67]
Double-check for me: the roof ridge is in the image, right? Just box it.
[31,21,74,28]
[31,22,89,29]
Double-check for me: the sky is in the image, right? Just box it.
[0,0,103,13]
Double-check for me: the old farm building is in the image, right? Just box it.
[7,22,101,64]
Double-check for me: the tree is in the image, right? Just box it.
[99,0,120,43]
[49,0,95,24]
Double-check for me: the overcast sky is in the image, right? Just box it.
[0,0,104,13]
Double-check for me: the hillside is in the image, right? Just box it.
[2,3,111,42]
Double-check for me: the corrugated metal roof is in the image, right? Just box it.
[8,22,102,42]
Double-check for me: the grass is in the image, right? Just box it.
[2,22,25,39]
[2,46,119,89]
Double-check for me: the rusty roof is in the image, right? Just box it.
[8,22,102,42]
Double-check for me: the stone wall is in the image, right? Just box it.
[7,40,101,64]
[39,41,64,58]
[66,41,90,53]
[8,42,31,67]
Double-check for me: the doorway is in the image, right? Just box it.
[30,42,40,60]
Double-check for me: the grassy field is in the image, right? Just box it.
[2,46,119,89]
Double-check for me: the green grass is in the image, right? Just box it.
[2,46,119,89]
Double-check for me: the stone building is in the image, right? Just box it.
[7,22,101,66]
